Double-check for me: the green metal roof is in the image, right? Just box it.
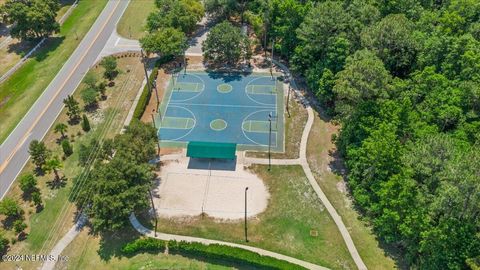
[187,141,236,159]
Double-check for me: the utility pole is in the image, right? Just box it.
[286,84,291,117]
[270,39,274,80]
[268,112,272,171]
[141,50,160,107]
[184,52,187,75]
[244,187,249,242]
[148,189,158,237]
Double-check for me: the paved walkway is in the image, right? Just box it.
[130,213,328,270]
[40,214,87,270]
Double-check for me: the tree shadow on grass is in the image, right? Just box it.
[6,36,65,61]
[46,176,67,189]
[97,227,142,262]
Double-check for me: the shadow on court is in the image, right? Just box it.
[187,157,237,171]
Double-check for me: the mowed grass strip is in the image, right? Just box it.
[0,0,108,144]
[0,0,76,76]
[306,109,400,269]
[116,0,155,40]
[56,229,231,270]
[2,57,145,270]
[144,165,356,269]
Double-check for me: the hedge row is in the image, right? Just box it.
[132,67,158,120]
[132,55,176,120]
[122,238,307,270]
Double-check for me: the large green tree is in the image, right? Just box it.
[333,49,392,119]
[202,21,251,66]
[1,0,60,40]
[140,27,187,57]
[147,0,204,35]
[75,120,157,232]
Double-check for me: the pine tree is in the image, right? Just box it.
[82,114,91,132]
[61,139,73,157]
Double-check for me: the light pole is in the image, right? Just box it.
[244,187,249,242]
[270,39,274,80]
[286,84,291,117]
[141,50,160,107]
[268,112,272,171]
[148,189,158,237]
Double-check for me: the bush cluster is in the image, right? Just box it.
[122,238,306,270]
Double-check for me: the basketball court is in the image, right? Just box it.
[156,71,285,152]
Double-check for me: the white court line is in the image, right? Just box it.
[168,103,275,109]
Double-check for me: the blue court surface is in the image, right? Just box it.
[157,72,284,151]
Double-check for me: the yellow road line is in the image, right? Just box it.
[0,0,122,175]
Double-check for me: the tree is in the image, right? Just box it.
[205,0,239,20]
[63,95,81,123]
[43,156,63,182]
[83,72,98,89]
[333,49,392,119]
[28,140,49,169]
[81,114,91,132]
[100,56,118,81]
[54,123,68,139]
[81,88,98,109]
[147,0,204,34]
[0,198,23,219]
[361,14,419,77]
[0,230,9,251]
[75,121,157,232]
[1,0,60,40]
[19,174,37,195]
[61,139,73,157]
[13,220,27,234]
[31,191,42,207]
[202,21,251,66]
[140,27,187,57]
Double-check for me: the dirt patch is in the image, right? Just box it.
[0,96,10,108]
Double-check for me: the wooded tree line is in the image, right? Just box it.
[232,0,479,268]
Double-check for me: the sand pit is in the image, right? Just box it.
[153,157,269,220]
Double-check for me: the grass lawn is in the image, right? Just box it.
[0,0,108,144]
[117,0,155,40]
[56,228,233,270]
[306,108,401,269]
[0,0,77,76]
[1,56,145,270]
[246,97,307,159]
[140,165,356,270]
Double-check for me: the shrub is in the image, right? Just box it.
[101,56,118,80]
[19,174,37,194]
[81,87,98,108]
[122,238,166,254]
[0,231,9,251]
[31,191,42,207]
[122,238,305,270]
[13,220,27,234]
[133,67,158,120]
[81,114,91,132]
[61,139,73,157]
[0,198,23,219]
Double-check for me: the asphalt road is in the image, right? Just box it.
[0,0,131,199]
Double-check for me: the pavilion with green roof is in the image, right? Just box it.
[186,141,237,160]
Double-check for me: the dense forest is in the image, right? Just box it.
[225,0,480,269]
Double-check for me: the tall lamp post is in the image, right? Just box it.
[268,112,272,171]
[286,84,291,117]
[244,187,249,242]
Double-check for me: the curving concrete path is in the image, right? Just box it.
[130,213,329,270]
